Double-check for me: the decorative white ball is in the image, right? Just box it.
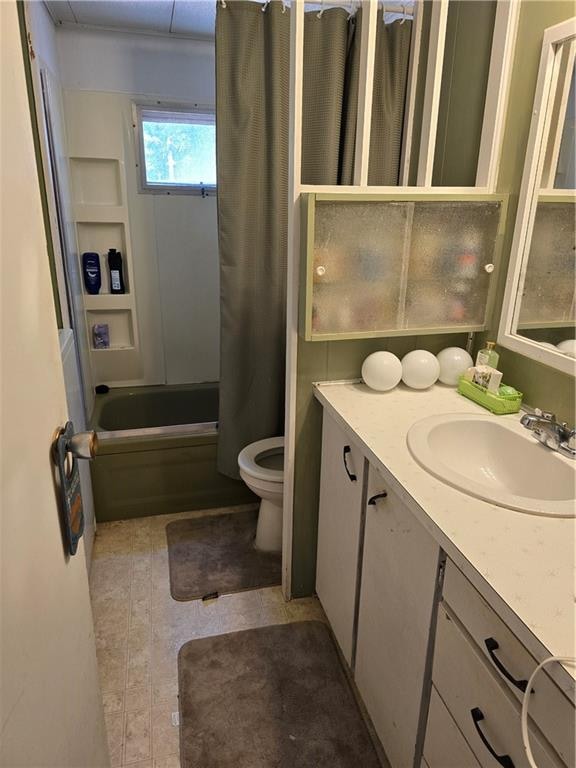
[361,351,402,392]
[436,347,474,386]
[401,350,440,390]
[557,339,576,358]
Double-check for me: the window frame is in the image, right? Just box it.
[133,102,217,196]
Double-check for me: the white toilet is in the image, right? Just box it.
[238,436,284,552]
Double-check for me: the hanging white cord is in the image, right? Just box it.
[317,0,324,19]
[521,655,576,768]
[281,0,287,12]
[347,0,356,20]
[219,0,226,7]
[262,0,271,12]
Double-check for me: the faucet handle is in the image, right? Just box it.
[534,408,556,421]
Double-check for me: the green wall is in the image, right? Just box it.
[433,1,496,186]
[291,332,469,597]
[483,0,575,425]
[290,0,575,598]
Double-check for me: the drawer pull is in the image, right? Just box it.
[342,446,357,482]
[485,638,530,693]
[470,707,515,768]
[368,492,388,505]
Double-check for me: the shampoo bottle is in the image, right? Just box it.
[107,248,126,294]
[476,341,499,369]
[82,252,101,295]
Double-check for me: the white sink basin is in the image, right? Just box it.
[407,413,576,517]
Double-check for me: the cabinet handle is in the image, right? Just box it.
[484,638,530,693]
[342,446,357,482]
[368,492,388,505]
[470,708,515,768]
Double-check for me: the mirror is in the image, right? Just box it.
[499,20,576,374]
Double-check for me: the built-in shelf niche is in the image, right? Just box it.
[70,157,122,207]
[70,147,140,386]
[87,309,134,351]
[76,221,130,295]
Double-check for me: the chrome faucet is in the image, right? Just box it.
[520,408,576,459]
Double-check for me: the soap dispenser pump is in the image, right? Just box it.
[476,341,499,369]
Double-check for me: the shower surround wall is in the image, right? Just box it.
[55,27,219,388]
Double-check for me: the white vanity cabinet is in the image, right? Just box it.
[443,560,576,766]
[314,389,575,768]
[354,466,441,768]
[433,561,575,768]
[423,686,480,768]
[431,603,562,768]
[315,412,365,664]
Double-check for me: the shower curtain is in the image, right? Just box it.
[215,1,412,478]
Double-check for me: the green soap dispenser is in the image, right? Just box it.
[476,341,499,368]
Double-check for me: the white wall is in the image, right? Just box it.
[56,26,215,102]
[154,195,220,383]
[57,26,220,386]
[1,4,108,764]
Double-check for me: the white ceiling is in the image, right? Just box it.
[44,1,411,41]
[44,0,218,40]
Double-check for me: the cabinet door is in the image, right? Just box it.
[302,195,505,340]
[316,412,365,665]
[355,466,441,768]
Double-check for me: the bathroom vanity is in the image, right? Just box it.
[314,382,575,768]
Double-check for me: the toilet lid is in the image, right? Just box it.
[238,436,284,483]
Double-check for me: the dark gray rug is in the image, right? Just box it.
[166,509,281,601]
[177,621,383,768]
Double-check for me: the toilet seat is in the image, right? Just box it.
[238,437,284,483]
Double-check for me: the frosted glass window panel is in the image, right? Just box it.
[312,201,408,334]
[404,201,502,328]
[309,199,503,337]
[518,202,576,327]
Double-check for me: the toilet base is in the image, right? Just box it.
[255,498,283,553]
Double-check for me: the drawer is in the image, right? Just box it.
[443,560,575,766]
[424,686,480,768]
[433,604,562,768]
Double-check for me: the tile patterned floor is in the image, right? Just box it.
[89,506,326,768]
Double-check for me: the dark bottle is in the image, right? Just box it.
[82,252,101,295]
[107,248,126,294]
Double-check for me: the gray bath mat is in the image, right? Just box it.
[166,509,281,601]
[178,621,383,768]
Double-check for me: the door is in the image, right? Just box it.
[355,465,441,768]
[0,3,109,765]
[315,412,365,665]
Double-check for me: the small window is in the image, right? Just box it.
[136,106,216,194]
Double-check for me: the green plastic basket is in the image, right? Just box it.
[457,377,523,415]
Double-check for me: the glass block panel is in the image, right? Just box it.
[518,202,576,327]
[310,199,502,336]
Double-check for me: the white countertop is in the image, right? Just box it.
[314,381,576,694]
